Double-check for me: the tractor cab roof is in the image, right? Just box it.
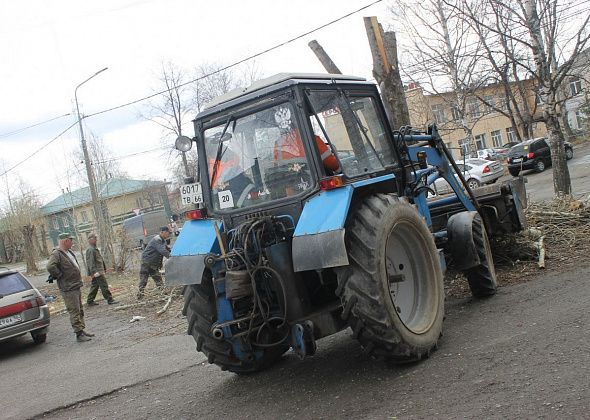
[197,73,369,121]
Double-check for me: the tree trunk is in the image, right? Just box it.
[524,0,572,196]
[561,112,575,142]
[364,16,411,129]
[545,112,571,196]
[39,224,49,257]
[21,224,38,274]
[308,40,342,74]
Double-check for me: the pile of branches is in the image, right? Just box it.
[493,196,590,270]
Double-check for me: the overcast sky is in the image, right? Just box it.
[0,0,394,208]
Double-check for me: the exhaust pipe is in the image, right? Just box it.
[212,327,224,340]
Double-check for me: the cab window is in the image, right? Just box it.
[203,102,314,211]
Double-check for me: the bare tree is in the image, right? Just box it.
[392,0,488,156]
[1,179,43,273]
[144,62,196,182]
[454,0,539,142]
[456,0,590,195]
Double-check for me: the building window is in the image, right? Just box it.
[498,97,508,111]
[575,110,585,129]
[482,96,494,113]
[475,134,487,150]
[431,104,446,124]
[468,99,481,118]
[491,130,503,147]
[52,217,59,230]
[81,210,88,223]
[451,106,461,121]
[62,215,69,227]
[458,138,471,157]
[570,78,582,96]
[506,126,517,143]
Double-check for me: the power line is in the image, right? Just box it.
[85,0,384,119]
[93,146,169,164]
[0,113,72,139]
[0,122,78,177]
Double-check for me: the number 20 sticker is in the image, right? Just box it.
[218,190,234,209]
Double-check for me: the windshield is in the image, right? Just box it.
[203,102,314,211]
[508,143,529,156]
[306,90,397,177]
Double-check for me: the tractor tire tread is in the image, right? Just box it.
[465,216,497,297]
[336,194,443,362]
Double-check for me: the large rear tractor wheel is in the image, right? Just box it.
[183,271,287,374]
[336,194,444,362]
[465,217,497,297]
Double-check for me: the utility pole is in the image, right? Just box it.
[308,40,342,74]
[364,16,411,129]
[74,67,111,263]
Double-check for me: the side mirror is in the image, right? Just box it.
[175,136,193,152]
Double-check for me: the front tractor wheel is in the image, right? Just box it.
[336,194,444,362]
[183,272,287,374]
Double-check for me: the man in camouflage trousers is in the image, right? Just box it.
[85,233,117,306]
[137,226,171,300]
[46,232,95,342]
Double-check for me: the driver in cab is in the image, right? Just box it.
[273,107,341,175]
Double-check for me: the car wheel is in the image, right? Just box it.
[466,178,480,190]
[566,147,574,160]
[508,168,520,177]
[534,159,546,173]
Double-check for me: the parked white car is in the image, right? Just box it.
[432,158,504,194]
[476,148,498,160]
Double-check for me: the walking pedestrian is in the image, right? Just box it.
[46,232,95,342]
[85,233,117,306]
[137,226,171,300]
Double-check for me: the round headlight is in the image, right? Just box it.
[175,136,193,152]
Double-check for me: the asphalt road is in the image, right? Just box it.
[35,262,590,420]
[504,142,590,202]
[2,143,588,419]
[0,306,200,420]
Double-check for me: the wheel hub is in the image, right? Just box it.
[385,221,438,334]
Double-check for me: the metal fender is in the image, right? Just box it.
[292,174,396,272]
[164,219,220,286]
[447,211,481,271]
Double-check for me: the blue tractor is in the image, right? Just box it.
[166,73,526,373]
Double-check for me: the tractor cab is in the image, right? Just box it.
[185,73,403,225]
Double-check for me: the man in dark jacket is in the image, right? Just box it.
[137,226,171,299]
[85,233,117,306]
[46,232,95,342]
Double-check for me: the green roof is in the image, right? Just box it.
[41,178,166,216]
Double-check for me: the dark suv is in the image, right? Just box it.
[507,137,574,177]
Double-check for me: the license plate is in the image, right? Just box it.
[0,313,22,328]
[180,182,203,206]
[512,158,522,163]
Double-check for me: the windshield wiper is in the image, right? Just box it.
[210,115,235,186]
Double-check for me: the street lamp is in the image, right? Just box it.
[74,67,108,251]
